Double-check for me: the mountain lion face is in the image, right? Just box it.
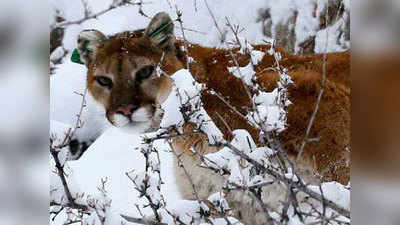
[77,12,182,133]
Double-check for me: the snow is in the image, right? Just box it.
[50,158,84,206]
[250,50,266,65]
[158,191,241,224]
[127,170,163,205]
[315,16,350,53]
[247,86,292,133]
[248,146,276,166]
[68,128,179,214]
[50,1,350,224]
[284,169,299,183]
[199,217,243,225]
[50,0,266,48]
[201,130,254,172]
[50,46,66,62]
[160,200,202,224]
[50,120,72,147]
[228,45,265,87]
[228,63,256,86]
[265,0,350,54]
[207,192,231,213]
[160,69,224,144]
[200,130,280,189]
[267,0,296,25]
[308,182,351,211]
[293,0,321,51]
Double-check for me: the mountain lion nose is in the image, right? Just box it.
[115,104,138,116]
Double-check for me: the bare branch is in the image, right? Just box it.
[296,3,329,162]
[120,214,167,225]
[173,5,191,70]
[52,0,152,29]
[167,140,201,202]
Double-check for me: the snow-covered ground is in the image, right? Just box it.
[50,0,350,224]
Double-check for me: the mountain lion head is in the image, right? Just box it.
[77,12,183,133]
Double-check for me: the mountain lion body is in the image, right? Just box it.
[77,12,350,224]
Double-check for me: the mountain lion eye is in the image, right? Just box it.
[136,65,154,79]
[96,76,112,88]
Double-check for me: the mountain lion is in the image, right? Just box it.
[76,12,350,224]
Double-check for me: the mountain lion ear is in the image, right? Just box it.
[76,29,106,65]
[144,12,175,50]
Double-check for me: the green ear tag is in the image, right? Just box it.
[150,23,171,38]
[71,48,85,65]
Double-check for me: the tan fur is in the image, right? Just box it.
[80,13,350,224]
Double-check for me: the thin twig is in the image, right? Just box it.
[120,214,168,225]
[53,88,88,150]
[143,131,202,144]
[167,141,201,202]
[52,1,151,28]
[174,5,191,70]
[296,3,329,163]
